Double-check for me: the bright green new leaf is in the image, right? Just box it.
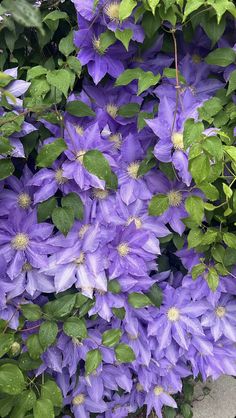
[59,31,75,56]
[138,72,161,95]
[189,154,210,184]
[191,264,206,280]
[43,10,68,22]
[183,0,205,20]
[119,0,137,20]
[26,66,47,81]
[185,196,204,225]
[115,29,133,50]
[183,119,204,148]
[148,0,160,14]
[207,267,219,291]
[187,228,203,248]
[223,232,236,250]
[223,183,233,199]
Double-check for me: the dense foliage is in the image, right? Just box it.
[0,0,236,417]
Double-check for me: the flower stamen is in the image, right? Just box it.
[127,162,140,179]
[171,132,184,150]
[11,233,29,251]
[18,193,31,209]
[168,190,182,207]
[117,242,129,257]
[167,307,180,322]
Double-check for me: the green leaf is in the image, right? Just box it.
[61,192,84,220]
[0,334,14,358]
[39,321,58,349]
[43,10,68,22]
[27,66,47,81]
[107,279,121,294]
[149,194,169,216]
[227,69,236,95]
[223,183,233,199]
[0,137,13,154]
[116,68,142,86]
[46,69,71,96]
[201,229,218,245]
[223,232,236,250]
[199,183,219,201]
[36,138,67,168]
[183,119,204,148]
[33,399,54,418]
[183,0,204,20]
[119,0,137,20]
[52,206,74,236]
[102,329,122,347]
[138,72,161,95]
[207,267,219,291]
[37,197,57,222]
[205,48,236,67]
[191,263,206,280]
[185,196,204,225]
[66,100,95,117]
[67,56,82,76]
[10,390,36,418]
[112,307,126,320]
[3,0,43,33]
[83,149,117,189]
[224,145,236,162]
[202,136,223,160]
[99,31,116,52]
[148,0,160,14]
[0,364,25,395]
[146,283,163,307]
[43,294,77,320]
[199,97,222,121]
[21,304,42,321]
[0,159,14,180]
[19,353,42,371]
[26,335,43,360]
[163,67,186,83]
[128,292,151,308]
[85,349,102,375]
[0,72,13,88]
[118,103,140,117]
[0,396,15,417]
[59,31,75,57]
[180,403,193,418]
[63,317,87,339]
[41,380,62,408]
[115,343,135,363]
[115,29,133,50]
[187,228,203,248]
[189,154,210,184]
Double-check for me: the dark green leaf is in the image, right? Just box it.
[21,304,42,321]
[63,317,87,339]
[0,364,25,395]
[83,149,117,190]
[52,207,74,236]
[10,390,36,418]
[61,193,84,220]
[183,119,204,148]
[146,284,163,307]
[227,69,236,95]
[3,0,43,33]
[128,292,151,308]
[46,69,71,96]
[43,294,77,320]
[0,159,14,180]
[59,31,75,56]
[185,196,204,225]
[118,103,140,118]
[36,138,67,168]
[39,321,58,349]
[115,343,135,363]
[41,380,62,408]
[85,349,102,375]
[18,353,42,371]
[33,399,54,418]
[37,197,57,222]
[0,334,14,358]
[102,329,122,347]
[26,335,43,360]
[66,100,95,117]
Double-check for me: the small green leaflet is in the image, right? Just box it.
[102,329,122,347]
[52,207,74,236]
[115,343,135,363]
[149,194,169,216]
[205,48,236,67]
[116,68,161,95]
[128,292,152,308]
[85,349,102,375]
[119,0,137,20]
[66,100,95,117]
[83,149,118,189]
[115,29,133,50]
[36,138,67,168]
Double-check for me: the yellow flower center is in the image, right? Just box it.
[167,307,180,322]
[17,193,31,209]
[72,394,85,406]
[74,252,85,265]
[11,233,29,251]
[92,36,106,55]
[117,242,129,257]
[136,383,144,392]
[168,190,182,207]
[75,125,84,136]
[55,169,68,185]
[127,162,140,179]
[192,54,201,64]
[79,224,90,238]
[104,2,120,22]
[109,133,122,149]
[171,132,184,150]
[106,104,119,118]
[93,188,109,199]
[22,262,32,272]
[215,306,226,318]
[154,386,164,396]
[127,216,142,229]
[76,150,86,164]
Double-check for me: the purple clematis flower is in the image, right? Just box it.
[68,378,107,418]
[108,222,159,279]
[74,17,126,85]
[201,293,236,342]
[0,209,53,279]
[148,285,206,350]
[144,381,177,418]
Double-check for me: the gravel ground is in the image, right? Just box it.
[192,376,236,418]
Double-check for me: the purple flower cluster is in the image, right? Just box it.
[0,2,236,417]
